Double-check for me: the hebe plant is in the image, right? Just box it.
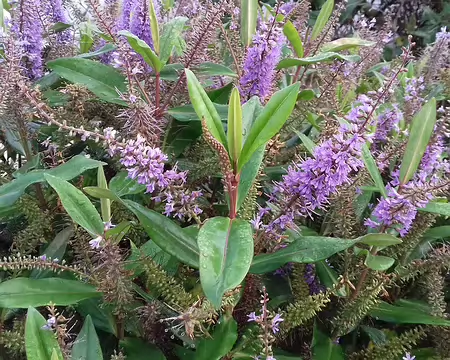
[0,0,449,359]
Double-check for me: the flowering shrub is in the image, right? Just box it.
[0,0,449,359]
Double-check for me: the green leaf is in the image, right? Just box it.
[423,226,450,240]
[321,37,375,52]
[44,174,104,236]
[311,0,334,41]
[160,17,188,63]
[362,144,387,198]
[159,63,184,81]
[283,20,303,57]
[297,89,316,101]
[185,69,228,147]
[0,0,4,31]
[106,221,133,244]
[109,171,146,197]
[195,315,238,360]
[364,253,395,271]
[71,315,102,360]
[240,0,258,46]
[121,337,166,360]
[360,326,387,346]
[149,0,160,54]
[97,166,111,223]
[399,98,437,184]
[198,217,253,308]
[238,83,300,171]
[250,235,361,274]
[295,130,316,155]
[77,298,116,335]
[31,226,74,279]
[419,201,450,216]
[315,260,346,297]
[0,155,101,207]
[357,233,402,247]
[227,87,243,166]
[237,145,265,210]
[25,307,63,360]
[0,278,100,308]
[312,322,344,360]
[118,30,163,72]
[192,62,238,78]
[77,43,117,59]
[46,58,127,105]
[278,53,360,69]
[369,301,450,326]
[83,187,120,201]
[168,103,228,122]
[123,199,200,268]
[50,22,72,33]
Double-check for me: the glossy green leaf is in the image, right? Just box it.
[423,225,450,240]
[399,98,437,184]
[0,278,100,308]
[45,174,104,236]
[71,315,102,360]
[26,307,63,360]
[208,82,234,104]
[321,37,375,52]
[77,298,116,335]
[47,58,127,105]
[360,326,387,346]
[159,63,184,81]
[370,301,450,326]
[192,62,238,78]
[121,337,166,360]
[168,103,228,122]
[13,154,41,178]
[97,166,111,223]
[238,83,300,171]
[198,217,253,308]
[295,131,316,155]
[419,201,450,216]
[240,0,258,46]
[278,53,360,69]
[311,0,334,41]
[0,0,4,31]
[160,16,188,63]
[283,20,303,57]
[297,89,316,101]
[50,22,71,33]
[362,144,387,198]
[250,235,361,274]
[149,0,160,54]
[315,260,346,297]
[312,322,344,360]
[109,171,146,197]
[77,43,117,59]
[118,30,163,72]
[237,145,264,210]
[31,226,74,279]
[124,199,199,268]
[83,187,120,201]
[364,253,395,271]
[195,315,238,360]
[228,87,243,166]
[185,69,228,147]
[106,221,133,244]
[357,233,402,246]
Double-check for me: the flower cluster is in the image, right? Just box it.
[239,18,285,101]
[404,76,425,102]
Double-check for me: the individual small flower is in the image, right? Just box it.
[271,314,284,334]
[39,254,47,261]
[89,236,103,249]
[41,316,56,330]
[247,312,261,322]
[403,353,415,360]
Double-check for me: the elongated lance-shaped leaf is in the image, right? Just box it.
[321,37,375,52]
[26,307,64,360]
[362,144,387,198]
[399,98,437,184]
[118,30,163,72]
[97,166,111,223]
[71,315,103,360]
[159,16,188,64]
[238,83,300,171]
[283,20,303,57]
[227,88,243,168]
[310,0,334,41]
[149,0,160,54]
[198,217,254,308]
[45,174,104,236]
[240,0,258,46]
[277,52,360,68]
[185,69,228,148]
[0,0,4,31]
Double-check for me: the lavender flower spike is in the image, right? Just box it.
[239,20,285,101]
[46,0,72,44]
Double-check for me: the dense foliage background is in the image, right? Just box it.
[0,0,450,359]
